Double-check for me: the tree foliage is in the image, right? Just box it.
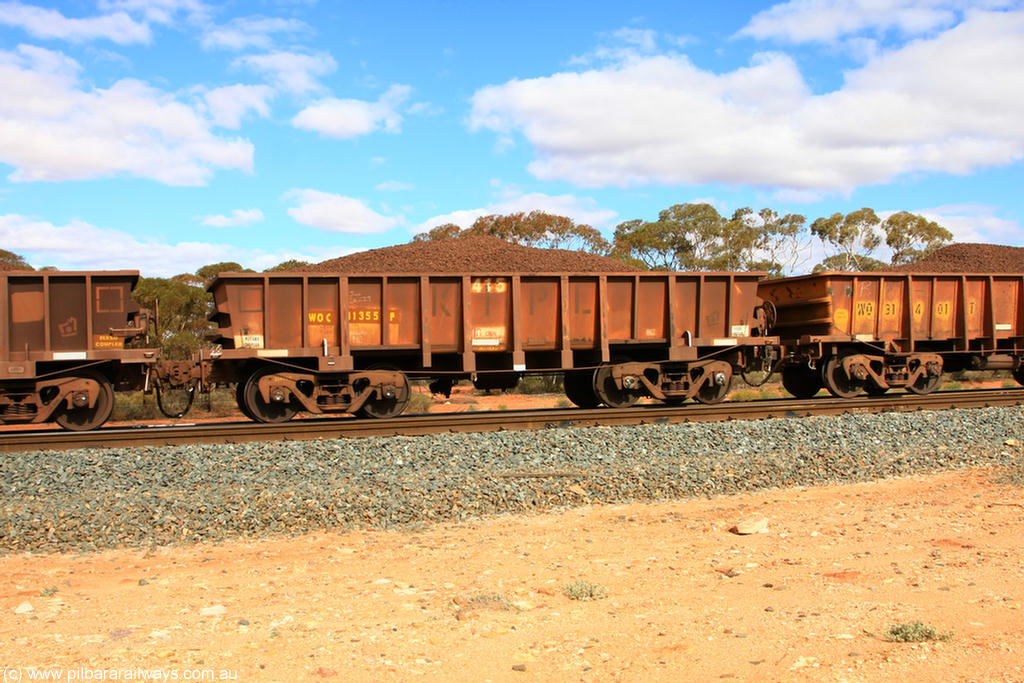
[266,259,312,272]
[611,203,807,274]
[0,249,33,270]
[612,203,725,271]
[132,277,212,359]
[194,261,249,286]
[882,211,953,265]
[413,212,611,254]
[413,223,462,242]
[810,208,883,271]
[735,208,810,277]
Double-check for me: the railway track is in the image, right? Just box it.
[2,387,1022,454]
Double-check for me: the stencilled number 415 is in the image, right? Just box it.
[471,278,508,294]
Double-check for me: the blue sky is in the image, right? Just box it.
[1,0,1022,276]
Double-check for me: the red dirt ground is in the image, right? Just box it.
[2,467,1023,683]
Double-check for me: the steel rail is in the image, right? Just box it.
[2,388,1022,454]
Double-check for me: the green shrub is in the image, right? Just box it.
[563,579,607,601]
[407,391,434,414]
[518,374,563,394]
[884,621,952,643]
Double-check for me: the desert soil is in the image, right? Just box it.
[2,466,1023,683]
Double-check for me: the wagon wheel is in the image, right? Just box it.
[781,364,822,399]
[242,366,298,423]
[906,371,941,395]
[235,380,255,420]
[593,364,640,408]
[563,371,600,408]
[821,357,863,399]
[357,369,411,419]
[694,369,732,404]
[55,371,115,431]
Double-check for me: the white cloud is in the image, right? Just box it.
[292,84,412,138]
[234,51,337,94]
[203,84,274,128]
[469,9,1024,193]
[375,180,414,191]
[0,2,151,44]
[0,45,253,185]
[415,191,617,234]
[98,0,211,26]
[772,188,826,203]
[571,26,691,66]
[916,203,1024,244]
[0,213,316,276]
[284,189,401,234]
[610,27,658,52]
[199,208,265,228]
[737,0,1015,43]
[201,16,306,50]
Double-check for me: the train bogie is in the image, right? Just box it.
[759,271,1024,397]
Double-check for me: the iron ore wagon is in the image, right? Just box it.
[759,271,1024,398]
[200,271,778,422]
[0,270,155,430]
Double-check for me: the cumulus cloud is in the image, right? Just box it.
[292,85,412,139]
[201,16,306,50]
[199,208,265,228]
[283,189,401,234]
[414,191,617,234]
[203,84,274,128]
[0,213,317,276]
[98,0,211,26]
[469,9,1024,193]
[916,203,1024,244]
[737,0,1016,43]
[0,2,151,44]
[0,45,253,185]
[375,180,414,191]
[234,51,337,94]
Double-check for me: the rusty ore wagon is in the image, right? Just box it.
[0,271,155,430]
[199,271,777,421]
[759,271,1024,398]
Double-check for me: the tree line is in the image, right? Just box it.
[2,203,952,358]
[415,205,952,276]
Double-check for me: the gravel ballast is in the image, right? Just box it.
[2,407,1022,555]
